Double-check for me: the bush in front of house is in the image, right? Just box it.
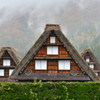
[0,81,100,100]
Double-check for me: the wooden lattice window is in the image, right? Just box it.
[0,69,4,76]
[58,60,70,70]
[50,37,56,43]
[35,60,47,70]
[9,69,14,76]
[47,46,58,55]
[3,59,10,66]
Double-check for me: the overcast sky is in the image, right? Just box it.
[0,0,69,8]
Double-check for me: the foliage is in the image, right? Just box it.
[0,82,100,100]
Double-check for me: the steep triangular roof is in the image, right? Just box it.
[10,24,100,81]
[81,48,100,70]
[0,47,22,65]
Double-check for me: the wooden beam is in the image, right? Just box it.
[43,43,63,46]
[0,66,15,69]
[34,57,72,59]
[13,73,91,81]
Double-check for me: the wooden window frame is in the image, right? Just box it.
[58,60,70,70]
[3,59,10,66]
[50,37,56,43]
[9,69,14,76]
[35,60,47,70]
[86,56,90,62]
[47,46,58,55]
[0,69,4,76]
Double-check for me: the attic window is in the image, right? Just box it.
[47,46,58,55]
[50,37,55,43]
[86,56,90,62]
[58,60,70,70]
[95,72,98,76]
[89,64,94,69]
[0,69,4,76]
[35,60,47,70]
[9,69,14,76]
[3,59,10,66]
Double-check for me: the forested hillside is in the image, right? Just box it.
[0,0,100,60]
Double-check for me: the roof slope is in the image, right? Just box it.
[81,49,100,70]
[0,47,22,65]
[10,24,100,81]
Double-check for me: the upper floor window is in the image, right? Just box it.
[86,56,90,62]
[58,60,70,70]
[50,37,56,43]
[47,46,58,55]
[95,72,98,76]
[9,69,14,76]
[89,64,94,69]
[35,60,47,70]
[3,59,10,66]
[0,69,4,76]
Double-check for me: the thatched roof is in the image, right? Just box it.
[81,49,100,71]
[10,24,100,82]
[0,47,22,65]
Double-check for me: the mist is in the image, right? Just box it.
[0,0,100,60]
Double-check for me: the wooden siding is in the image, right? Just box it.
[84,53,94,62]
[0,69,8,78]
[0,51,16,78]
[1,51,16,66]
[24,59,82,74]
[35,46,71,57]
[83,53,100,77]
[24,33,82,74]
[45,34,60,44]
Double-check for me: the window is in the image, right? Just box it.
[58,60,70,70]
[35,60,47,70]
[3,59,10,66]
[50,37,55,43]
[9,69,14,76]
[95,72,98,76]
[47,46,58,54]
[0,69,4,76]
[89,64,94,68]
[86,56,90,62]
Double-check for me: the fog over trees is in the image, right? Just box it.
[0,0,100,60]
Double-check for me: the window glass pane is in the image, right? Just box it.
[35,60,40,69]
[3,59,10,66]
[3,60,7,66]
[9,69,14,76]
[50,37,55,43]
[95,72,98,76]
[35,60,47,70]
[0,69,4,76]
[86,57,90,62]
[53,46,58,54]
[59,60,70,70]
[89,64,94,68]
[47,46,52,54]
[7,60,10,66]
[59,60,64,70]
[65,60,70,70]
[41,60,47,69]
